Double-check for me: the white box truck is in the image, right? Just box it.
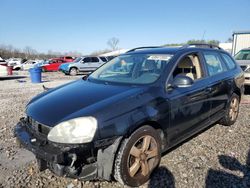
[232,31,250,55]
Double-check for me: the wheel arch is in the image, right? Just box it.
[125,120,168,152]
[233,88,241,102]
[69,66,78,71]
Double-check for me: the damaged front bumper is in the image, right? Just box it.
[14,119,122,181]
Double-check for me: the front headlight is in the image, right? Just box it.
[47,117,97,144]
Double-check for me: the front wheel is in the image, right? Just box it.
[69,68,78,76]
[114,126,161,187]
[219,93,240,126]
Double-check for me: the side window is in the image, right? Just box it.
[203,52,226,76]
[91,57,99,62]
[99,57,107,62]
[221,53,236,70]
[83,57,91,62]
[172,53,203,81]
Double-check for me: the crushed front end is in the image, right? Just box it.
[14,117,122,181]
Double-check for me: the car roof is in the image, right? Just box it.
[125,47,180,55]
[238,48,250,51]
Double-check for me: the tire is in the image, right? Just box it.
[114,125,161,187]
[69,68,78,76]
[14,67,21,71]
[219,93,240,126]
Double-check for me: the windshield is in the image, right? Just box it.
[89,54,173,84]
[235,50,250,60]
[73,57,82,62]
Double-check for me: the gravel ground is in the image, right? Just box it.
[0,71,249,188]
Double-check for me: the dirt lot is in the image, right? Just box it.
[0,71,249,188]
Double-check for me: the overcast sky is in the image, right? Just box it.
[1,0,250,54]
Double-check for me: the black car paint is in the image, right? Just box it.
[15,47,244,181]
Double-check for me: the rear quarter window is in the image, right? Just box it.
[221,53,236,70]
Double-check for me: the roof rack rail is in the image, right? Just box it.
[181,43,222,50]
[126,46,162,53]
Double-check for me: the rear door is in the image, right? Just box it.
[88,57,101,71]
[201,50,230,119]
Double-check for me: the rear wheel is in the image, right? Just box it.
[114,126,161,187]
[219,93,240,126]
[69,68,78,76]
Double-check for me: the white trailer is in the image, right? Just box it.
[232,31,250,55]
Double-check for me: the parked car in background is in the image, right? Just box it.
[59,56,107,76]
[0,65,8,76]
[58,56,75,62]
[0,57,7,66]
[34,60,50,68]
[20,60,38,70]
[234,48,250,85]
[41,59,67,71]
[15,44,244,187]
[7,58,24,66]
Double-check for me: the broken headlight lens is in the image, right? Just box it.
[47,117,97,144]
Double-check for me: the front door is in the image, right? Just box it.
[166,52,211,144]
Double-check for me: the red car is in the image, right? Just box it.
[42,59,67,71]
[58,56,75,62]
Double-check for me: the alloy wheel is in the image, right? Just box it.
[128,135,159,178]
[229,97,239,121]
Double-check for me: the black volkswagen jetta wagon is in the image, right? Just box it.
[15,44,244,187]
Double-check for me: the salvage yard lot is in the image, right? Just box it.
[0,72,250,188]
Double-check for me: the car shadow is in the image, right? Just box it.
[205,149,250,188]
[0,76,26,80]
[148,166,175,188]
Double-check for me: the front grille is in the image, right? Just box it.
[27,116,51,135]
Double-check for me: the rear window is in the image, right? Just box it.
[221,53,236,70]
[65,56,73,59]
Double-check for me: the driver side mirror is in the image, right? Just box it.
[171,75,194,88]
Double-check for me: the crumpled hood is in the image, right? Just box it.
[26,79,143,126]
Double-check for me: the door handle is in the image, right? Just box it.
[205,87,213,93]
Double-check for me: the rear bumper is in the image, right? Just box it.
[14,120,122,180]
